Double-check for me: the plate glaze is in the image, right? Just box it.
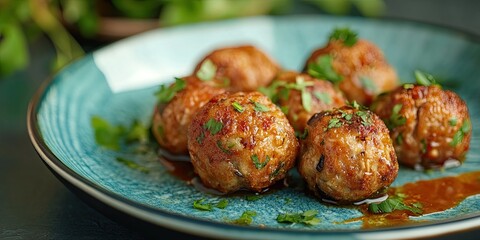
[28,16,480,239]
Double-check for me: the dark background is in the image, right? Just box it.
[1,0,480,239]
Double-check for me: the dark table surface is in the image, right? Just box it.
[2,1,480,239]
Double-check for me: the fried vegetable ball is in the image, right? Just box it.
[262,71,346,132]
[193,45,280,92]
[304,31,398,106]
[372,84,471,169]
[152,76,225,154]
[187,92,299,193]
[298,105,398,203]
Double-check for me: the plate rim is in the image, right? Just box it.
[27,14,480,239]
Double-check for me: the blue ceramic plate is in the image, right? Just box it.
[28,16,480,239]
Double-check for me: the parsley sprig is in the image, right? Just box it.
[307,55,343,84]
[276,210,321,226]
[329,27,358,47]
[155,77,186,103]
[368,193,422,215]
[204,118,223,135]
[386,104,406,130]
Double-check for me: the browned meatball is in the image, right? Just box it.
[187,92,298,193]
[304,39,398,106]
[298,105,398,203]
[372,84,471,169]
[152,76,225,154]
[264,71,346,132]
[193,45,279,92]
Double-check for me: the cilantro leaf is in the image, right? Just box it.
[329,27,358,46]
[126,120,149,144]
[193,199,213,211]
[451,120,471,146]
[307,55,343,84]
[245,195,262,201]
[216,140,231,154]
[204,118,223,135]
[231,210,257,225]
[216,199,228,209]
[91,116,125,150]
[155,77,186,103]
[449,117,458,126]
[252,101,270,112]
[386,104,406,130]
[314,91,332,104]
[301,88,313,112]
[368,194,422,215]
[327,118,342,130]
[276,210,320,226]
[251,154,270,169]
[115,157,149,173]
[196,59,217,81]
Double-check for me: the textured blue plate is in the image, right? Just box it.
[28,16,480,239]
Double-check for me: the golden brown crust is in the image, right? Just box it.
[372,85,471,169]
[305,40,398,106]
[274,71,346,132]
[187,92,299,193]
[193,45,279,92]
[298,106,398,203]
[152,76,225,154]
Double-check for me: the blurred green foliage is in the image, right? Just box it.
[0,0,384,77]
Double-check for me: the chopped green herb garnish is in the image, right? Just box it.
[284,198,292,204]
[231,210,257,225]
[216,199,228,209]
[307,55,343,84]
[196,131,205,144]
[449,118,458,126]
[386,104,406,130]
[232,102,244,113]
[280,106,289,115]
[451,120,471,146]
[115,157,149,173]
[252,101,270,112]
[193,199,213,211]
[348,100,362,110]
[295,129,309,140]
[246,195,262,201]
[258,81,285,102]
[251,154,271,169]
[360,76,378,93]
[270,162,285,179]
[196,59,217,81]
[204,118,223,135]
[420,139,427,154]
[415,70,437,86]
[396,134,404,145]
[126,120,149,144]
[329,27,358,46]
[278,87,290,101]
[356,111,372,126]
[301,88,313,112]
[327,118,342,130]
[368,194,422,215]
[314,91,332,104]
[157,125,165,139]
[216,140,231,154]
[276,210,321,226]
[91,116,126,150]
[155,77,186,103]
[403,83,414,89]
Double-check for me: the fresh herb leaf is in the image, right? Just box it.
[115,157,149,173]
[314,91,332,104]
[157,125,165,139]
[251,154,271,169]
[415,70,437,86]
[301,88,313,112]
[295,129,309,140]
[196,131,205,144]
[258,81,285,102]
[204,118,223,135]
[347,100,362,110]
[252,101,270,112]
[420,139,427,154]
[368,194,422,215]
[91,116,125,150]
[196,59,217,81]
[155,77,186,103]
[327,118,342,130]
[403,83,414,89]
[216,199,228,209]
[329,27,358,46]
[386,104,406,130]
[276,210,320,226]
[360,76,378,93]
[307,55,343,84]
[280,106,289,115]
[396,134,404,145]
[449,118,458,126]
[193,199,213,211]
[126,120,149,144]
[232,102,244,113]
[231,210,257,225]
[451,120,471,146]
[356,111,372,126]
